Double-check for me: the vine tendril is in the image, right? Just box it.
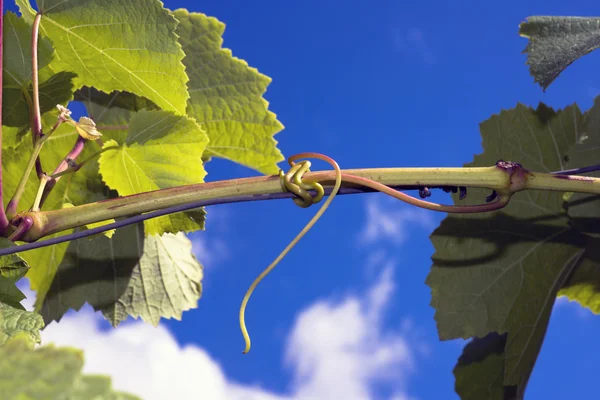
[239,153,342,354]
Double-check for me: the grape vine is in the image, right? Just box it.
[0,1,598,399]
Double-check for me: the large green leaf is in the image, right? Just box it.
[2,12,76,128]
[0,337,139,399]
[427,103,586,389]
[18,0,189,114]
[173,9,284,174]
[98,110,208,235]
[520,16,600,91]
[41,223,203,327]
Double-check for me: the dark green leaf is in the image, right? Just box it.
[520,16,600,90]
[427,102,586,390]
[454,333,518,400]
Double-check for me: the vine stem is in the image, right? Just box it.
[5,134,49,219]
[5,118,64,219]
[13,162,600,243]
[31,13,43,178]
[38,135,87,208]
[0,0,9,235]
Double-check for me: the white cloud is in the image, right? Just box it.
[285,266,417,400]
[190,233,229,267]
[358,197,435,246]
[20,262,421,400]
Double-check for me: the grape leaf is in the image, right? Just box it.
[3,11,53,88]
[71,375,141,400]
[173,9,284,174]
[0,337,139,399]
[558,237,600,313]
[0,241,44,346]
[107,231,203,326]
[18,0,189,114]
[4,71,77,128]
[3,113,112,309]
[454,333,517,400]
[564,96,600,237]
[1,125,28,150]
[0,304,44,346]
[39,224,142,324]
[40,223,203,327]
[2,12,76,128]
[427,103,587,389]
[0,238,31,309]
[98,110,208,235]
[0,338,83,398]
[520,16,600,91]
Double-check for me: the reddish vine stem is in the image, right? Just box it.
[0,0,9,235]
[39,136,87,208]
[31,13,44,179]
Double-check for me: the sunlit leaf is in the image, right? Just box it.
[18,0,189,114]
[173,9,284,174]
[98,110,208,235]
[0,337,139,399]
[2,12,76,127]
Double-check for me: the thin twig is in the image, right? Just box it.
[0,0,10,235]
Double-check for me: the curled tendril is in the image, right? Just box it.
[240,153,342,354]
[240,152,512,354]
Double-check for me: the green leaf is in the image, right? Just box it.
[0,241,44,347]
[1,125,28,149]
[173,9,284,174]
[108,231,203,326]
[2,12,76,128]
[39,224,142,324]
[454,333,517,400]
[564,96,600,237]
[4,71,77,128]
[18,0,189,114]
[0,337,138,399]
[0,338,83,398]
[76,87,158,144]
[427,103,587,389]
[3,113,113,309]
[3,11,52,88]
[71,375,141,400]
[519,16,600,90]
[558,237,600,313]
[0,304,44,347]
[40,223,203,327]
[98,110,208,235]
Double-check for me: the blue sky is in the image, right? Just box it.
[12,0,600,399]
